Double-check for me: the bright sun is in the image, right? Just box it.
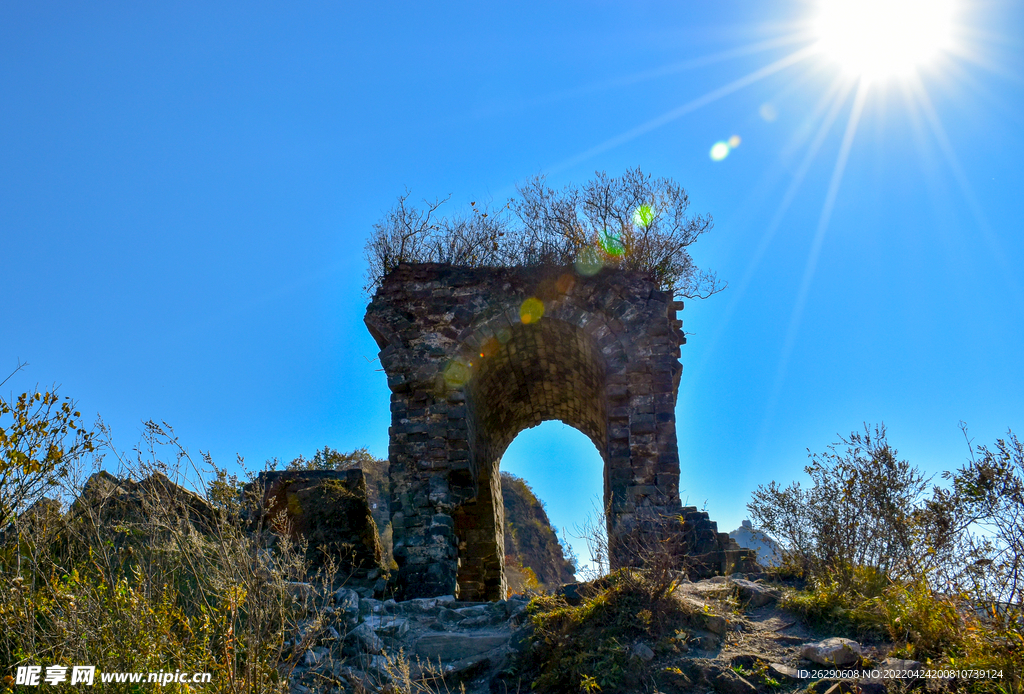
[814,0,955,80]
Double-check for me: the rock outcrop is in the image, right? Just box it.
[500,472,575,591]
[730,519,783,567]
[74,470,221,532]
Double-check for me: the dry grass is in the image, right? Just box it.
[1,418,341,693]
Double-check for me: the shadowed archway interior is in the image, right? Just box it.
[454,319,608,599]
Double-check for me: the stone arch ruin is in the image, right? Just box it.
[365,263,750,600]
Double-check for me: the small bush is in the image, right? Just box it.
[780,564,889,636]
[748,424,943,590]
[515,568,694,693]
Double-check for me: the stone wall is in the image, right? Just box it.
[254,469,384,572]
[365,263,749,600]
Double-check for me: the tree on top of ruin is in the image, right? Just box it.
[363,167,724,299]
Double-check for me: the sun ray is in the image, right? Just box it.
[930,58,1024,128]
[943,47,1024,86]
[779,80,869,366]
[907,75,1024,316]
[469,32,813,121]
[547,45,818,174]
[747,59,849,148]
[897,78,975,256]
[755,79,870,447]
[681,78,855,382]
[778,71,855,162]
[572,32,813,96]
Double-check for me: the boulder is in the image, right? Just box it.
[359,597,382,617]
[302,647,330,667]
[345,622,383,655]
[438,607,464,626]
[631,642,655,662]
[333,588,360,625]
[365,615,410,639]
[800,637,862,666]
[441,652,498,682]
[767,663,800,682]
[453,604,489,618]
[702,613,729,636]
[730,578,782,608]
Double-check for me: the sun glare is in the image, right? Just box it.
[814,0,955,80]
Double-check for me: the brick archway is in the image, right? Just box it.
[365,263,743,600]
[455,317,609,599]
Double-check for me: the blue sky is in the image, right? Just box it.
[3,1,1022,570]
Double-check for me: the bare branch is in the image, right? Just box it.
[363,168,720,299]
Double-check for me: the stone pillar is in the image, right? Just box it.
[385,389,464,598]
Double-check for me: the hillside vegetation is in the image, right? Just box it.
[500,472,576,594]
[3,383,1023,694]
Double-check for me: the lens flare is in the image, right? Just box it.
[520,297,545,324]
[599,229,625,257]
[728,135,742,148]
[632,204,655,228]
[575,247,604,276]
[479,337,500,358]
[759,103,778,122]
[443,359,471,388]
[710,141,730,161]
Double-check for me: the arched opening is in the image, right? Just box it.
[453,319,607,600]
[500,421,605,585]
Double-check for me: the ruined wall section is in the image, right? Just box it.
[365,263,694,600]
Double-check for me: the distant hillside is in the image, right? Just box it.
[729,519,782,567]
[501,471,576,592]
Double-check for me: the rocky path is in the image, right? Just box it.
[285,576,928,694]
[286,589,526,694]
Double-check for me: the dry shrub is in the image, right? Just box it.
[373,648,466,694]
[751,423,1024,692]
[363,168,722,300]
[571,496,698,599]
[1,412,339,693]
